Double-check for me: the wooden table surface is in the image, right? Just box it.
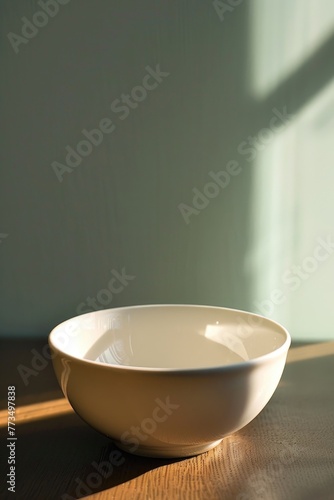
[1,339,334,500]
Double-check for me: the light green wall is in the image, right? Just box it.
[1,0,333,340]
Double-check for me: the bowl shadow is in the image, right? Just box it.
[0,408,184,500]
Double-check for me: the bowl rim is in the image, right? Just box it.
[48,304,291,374]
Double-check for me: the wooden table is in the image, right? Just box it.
[1,339,334,500]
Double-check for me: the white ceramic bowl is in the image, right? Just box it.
[49,305,291,458]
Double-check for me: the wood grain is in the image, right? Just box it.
[1,340,334,499]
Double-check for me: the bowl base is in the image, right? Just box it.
[113,438,223,458]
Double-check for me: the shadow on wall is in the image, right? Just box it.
[0,0,263,337]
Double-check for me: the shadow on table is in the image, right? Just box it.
[0,408,184,500]
[0,337,250,500]
[0,337,175,499]
[297,482,334,500]
[234,346,334,500]
[3,340,333,499]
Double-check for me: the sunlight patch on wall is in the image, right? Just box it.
[249,0,334,99]
[247,77,334,340]
[245,119,297,327]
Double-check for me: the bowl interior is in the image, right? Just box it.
[50,305,289,370]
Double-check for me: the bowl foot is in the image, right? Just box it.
[113,438,223,458]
